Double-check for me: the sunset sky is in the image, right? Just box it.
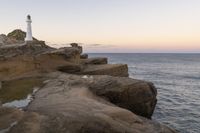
[0,0,200,53]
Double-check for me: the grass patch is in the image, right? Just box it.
[0,77,43,103]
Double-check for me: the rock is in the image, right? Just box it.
[57,63,81,73]
[23,72,176,133]
[70,43,78,47]
[0,34,20,46]
[80,53,88,59]
[70,43,82,54]
[43,47,80,60]
[81,57,108,65]
[0,42,54,58]
[88,75,157,118]
[7,29,37,41]
[0,107,24,131]
[0,30,178,132]
[0,44,81,80]
[0,106,176,133]
[0,81,2,90]
[80,64,129,77]
[0,107,47,133]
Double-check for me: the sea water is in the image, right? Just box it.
[89,53,200,133]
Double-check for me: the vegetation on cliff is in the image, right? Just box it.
[7,29,37,41]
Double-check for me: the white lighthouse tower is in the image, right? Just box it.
[25,15,33,41]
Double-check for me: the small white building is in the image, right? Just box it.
[25,15,33,41]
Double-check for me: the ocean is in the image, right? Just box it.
[88,53,200,133]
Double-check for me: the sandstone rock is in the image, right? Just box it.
[0,81,2,90]
[43,47,80,60]
[0,107,24,131]
[0,107,48,133]
[0,31,177,132]
[0,34,20,46]
[80,53,88,59]
[70,43,78,47]
[81,64,129,77]
[81,57,108,65]
[70,43,82,54]
[23,72,176,133]
[88,75,157,118]
[57,63,81,73]
[0,42,53,58]
[0,106,176,133]
[7,29,37,41]
[0,43,82,80]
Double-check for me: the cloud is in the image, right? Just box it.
[85,44,116,48]
[46,42,117,49]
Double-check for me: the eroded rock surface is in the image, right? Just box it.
[0,42,128,80]
[0,34,21,47]
[24,72,176,133]
[88,75,157,118]
[0,30,177,132]
[7,29,37,41]
[81,57,108,65]
[81,64,129,77]
[0,42,81,80]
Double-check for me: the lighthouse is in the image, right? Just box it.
[25,15,33,41]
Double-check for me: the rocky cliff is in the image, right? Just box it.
[0,30,177,133]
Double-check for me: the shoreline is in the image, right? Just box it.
[0,30,177,133]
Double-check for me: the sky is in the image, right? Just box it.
[0,0,200,53]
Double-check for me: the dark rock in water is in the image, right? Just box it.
[81,57,108,65]
[80,53,88,59]
[81,64,129,77]
[88,75,157,118]
[7,29,37,41]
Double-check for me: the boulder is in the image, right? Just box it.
[80,64,129,77]
[88,75,157,118]
[81,57,108,65]
[70,43,82,54]
[80,53,88,59]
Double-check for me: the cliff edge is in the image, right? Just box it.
[0,30,177,133]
